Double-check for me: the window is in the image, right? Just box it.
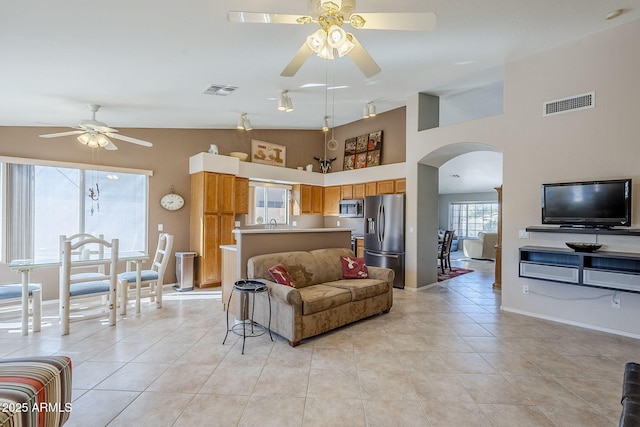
[449,201,498,238]
[2,159,149,261]
[247,182,290,225]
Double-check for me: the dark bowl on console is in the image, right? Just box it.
[565,242,603,252]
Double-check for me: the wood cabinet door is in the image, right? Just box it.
[356,238,365,257]
[219,174,235,214]
[341,185,353,200]
[377,180,395,194]
[220,214,236,246]
[201,214,220,285]
[312,185,324,215]
[353,183,365,199]
[300,184,312,214]
[204,172,219,213]
[323,186,340,216]
[365,181,378,196]
[234,177,249,215]
[394,178,406,194]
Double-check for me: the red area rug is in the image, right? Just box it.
[438,267,474,282]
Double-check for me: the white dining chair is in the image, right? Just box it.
[59,236,118,335]
[118,233,174,315]
[60,233,105,276]
[0,283,42,333]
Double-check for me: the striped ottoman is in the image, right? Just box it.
[0,356,72,427]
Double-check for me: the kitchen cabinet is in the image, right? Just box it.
[341,185,353,200]
[323,186,340,216]
[376,180,395,194]
[190,171,236,288]
[365,181,377,196]
[235,177,249,215]
[394,179,406,194]
[353,183,365,199]
[293,184,323,215]
[312,186,324,215]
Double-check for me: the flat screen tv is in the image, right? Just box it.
[541,179,632,228]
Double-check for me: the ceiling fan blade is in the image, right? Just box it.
[102,136,118,151]
[39,130,85,138]
[281,42,314,77]
[227,11,307,25]
[353,12,437,31]
[105,132,153,147]
[346,34,381,78]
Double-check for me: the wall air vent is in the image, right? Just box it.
[203,84,238,96]
[543,91,595,116]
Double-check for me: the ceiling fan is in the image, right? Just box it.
[228,0,436,78]
[39,104,153,150]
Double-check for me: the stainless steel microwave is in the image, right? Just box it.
[339,199,364,217]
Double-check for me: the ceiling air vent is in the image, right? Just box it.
[203,84,238,96]
[543,91,595,117]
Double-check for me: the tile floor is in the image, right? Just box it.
[1,254,637,426]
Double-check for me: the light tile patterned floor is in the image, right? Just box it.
[1,255,637,426]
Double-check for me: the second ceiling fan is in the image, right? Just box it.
[228,0,437,78]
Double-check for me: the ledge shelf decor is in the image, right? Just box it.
[251,139,286,167]
[343,130,382,170]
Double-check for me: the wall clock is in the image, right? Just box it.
[160,186,185,211]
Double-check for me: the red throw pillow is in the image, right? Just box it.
[341,256,368,279]
[268,263,296,287]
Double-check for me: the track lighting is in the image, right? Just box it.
[322,116,329,132]
[278,91,294,112]
[236,113,252,131]
[363,102,376,118]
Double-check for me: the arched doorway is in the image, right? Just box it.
[413,142,503,288]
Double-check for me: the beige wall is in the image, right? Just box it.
[406,18,640,336]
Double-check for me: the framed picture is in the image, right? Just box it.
[343,130,383,170]
[251,139,286,167]
[343,154,355,170]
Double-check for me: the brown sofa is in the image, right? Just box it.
[246,247,394,346]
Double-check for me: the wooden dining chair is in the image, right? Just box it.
[438,230,455,274]
[118,233,174,315]
[60,233,105,277]
[59,236,118,335]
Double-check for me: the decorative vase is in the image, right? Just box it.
[208,144,219,155]
[306,164,313,172]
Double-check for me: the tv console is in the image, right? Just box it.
[519,245,640,294]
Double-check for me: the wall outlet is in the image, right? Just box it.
[522,285,529,294]
[234,221,241,227]
[518,230,530,238]
[292,220,297,227]
[612,297,621,308]
[158,224,163,231]
[336,220,340,227]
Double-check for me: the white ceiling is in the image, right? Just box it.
[438,151,503,194]
[1,0,639,132]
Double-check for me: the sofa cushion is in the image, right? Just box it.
[325,279,389,301]
[298,284,352,315]
[341,256,368,279]
[268,263,296,287]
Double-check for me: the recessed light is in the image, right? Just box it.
[605,9,624,20]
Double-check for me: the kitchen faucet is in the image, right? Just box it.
[269,219,277,229]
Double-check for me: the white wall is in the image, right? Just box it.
[406,18,640,337]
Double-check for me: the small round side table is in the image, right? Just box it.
[222,279,273,354]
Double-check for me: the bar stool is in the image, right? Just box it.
[223,280,273,354]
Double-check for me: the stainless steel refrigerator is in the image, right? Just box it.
[364,194,405,289]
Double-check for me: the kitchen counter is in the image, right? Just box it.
[228,228,351,282]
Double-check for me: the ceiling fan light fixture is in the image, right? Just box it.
[327,25,346,47]
[243,115,253,131]
[322,116,329,132]
[96,134,110,148]
[335,36,354,57]
[77,133,91,145]
[278,91,288,111]
[317,43,334,60]
[306,29,327,53]
[296,15,313,25]
[86,135,99,148]
[285,94,294,112]
[322,1,341,13]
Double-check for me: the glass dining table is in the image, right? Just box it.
[9,251,149,335]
